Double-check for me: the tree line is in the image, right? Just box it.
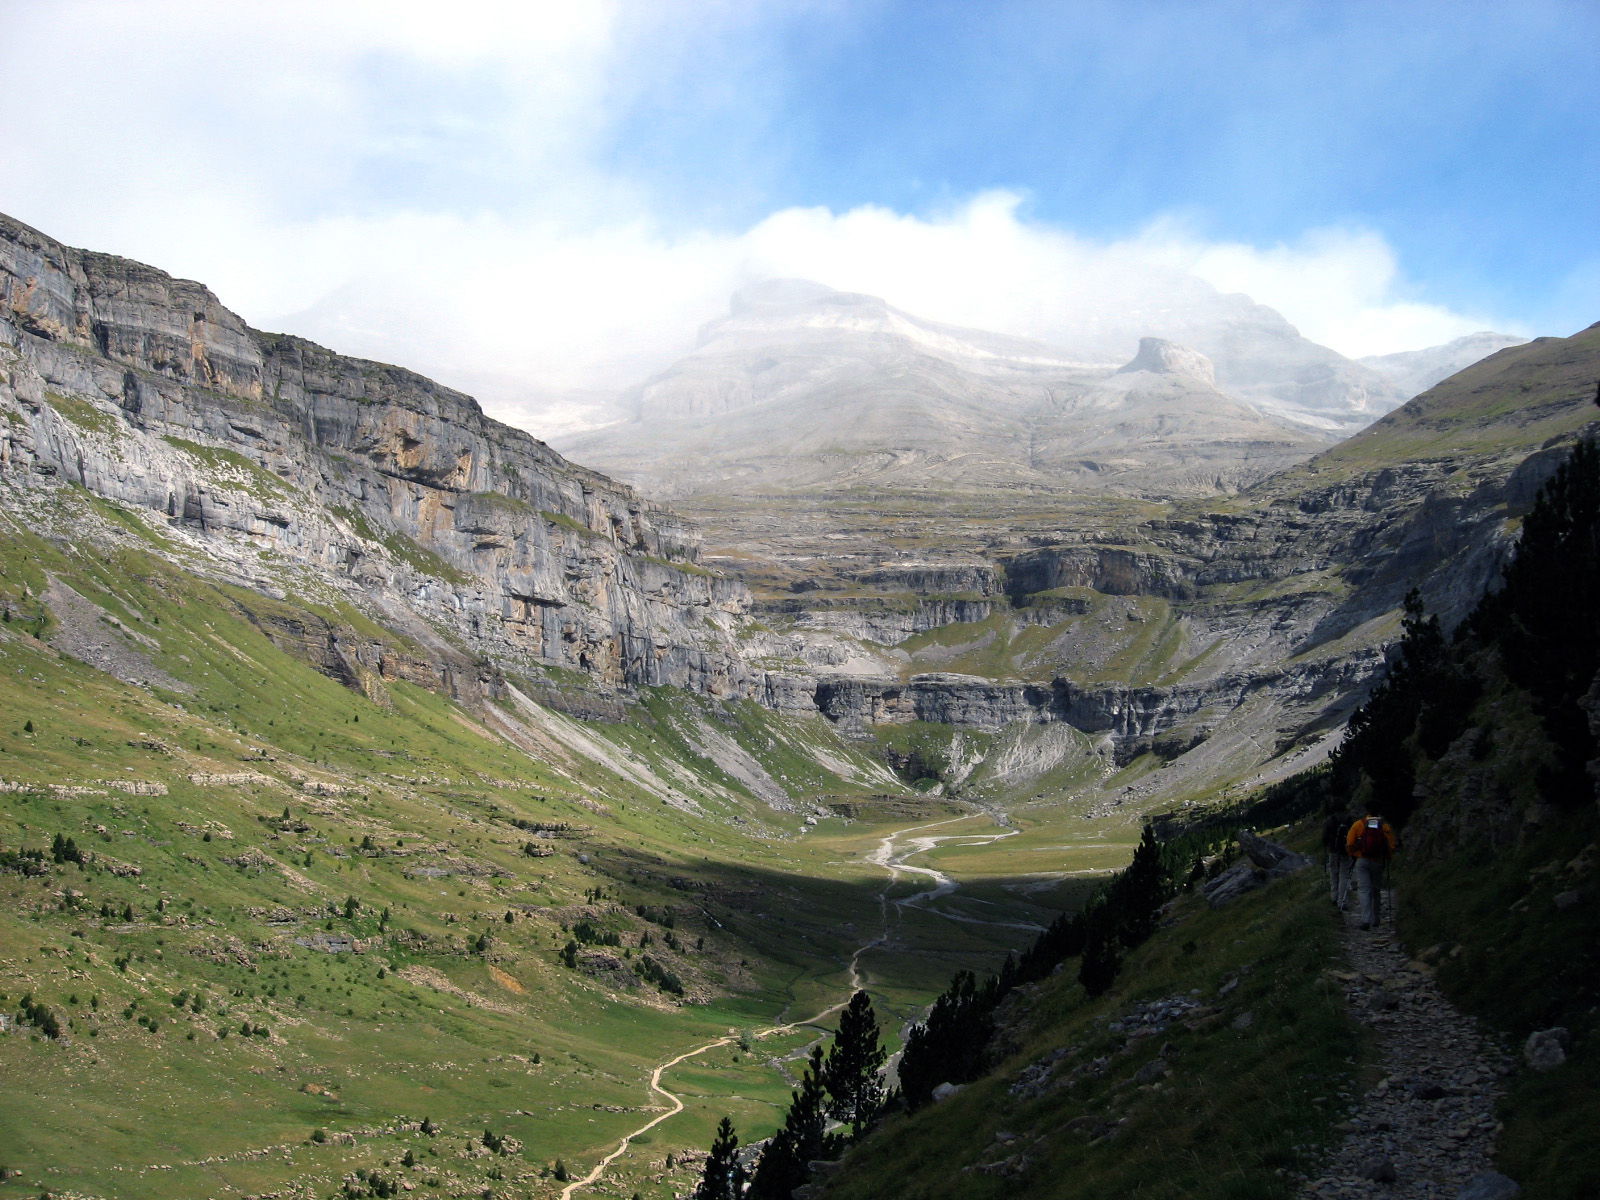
[695,820,1203,1198]
[1329,436,1599,829]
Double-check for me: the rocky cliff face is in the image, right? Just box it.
[0,214,753,706]
[3,212,1591,801]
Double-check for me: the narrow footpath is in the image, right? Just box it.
[1300,888,1513,1200]
[559,813,1017,1199]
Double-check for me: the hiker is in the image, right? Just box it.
[1321,810,1356,910]
[1345,811,1397,930]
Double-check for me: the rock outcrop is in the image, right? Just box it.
[0,212,753,705]
[1116,337,1217,385]
[3,211,1593,796]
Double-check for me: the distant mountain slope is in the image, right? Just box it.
[1359,330,1528,399]
[557,280,1400,502]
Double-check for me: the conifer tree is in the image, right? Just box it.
[896,970,993,1111]
[693,1116,745,1200]
[1078,921,1120,998]
[1107,824,1169,948]
[746,1046,839,1200]
[1472,437,1600,803]
[823,990,887,1137]
[1331,590,1444,826]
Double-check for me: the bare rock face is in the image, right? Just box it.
[0,212,753,705]
[1116,337,1217,385]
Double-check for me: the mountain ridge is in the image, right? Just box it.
[5,210,1591,802]
[560,279,1398,507]
[1,210,1595,1200]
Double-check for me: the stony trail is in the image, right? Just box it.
[1300,890,1514,1200]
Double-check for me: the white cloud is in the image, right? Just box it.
[1130,218,1509,355]
[244,193,1508,431]
[0,2,1510,429]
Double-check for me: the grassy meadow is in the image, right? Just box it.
[0,491,1128,1200]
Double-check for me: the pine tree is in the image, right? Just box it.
[1105,825,1170,948]
[746,1047,839,1200]
[896,970,994,1111]
[1078,921,1120,998]
[693,1116,746,1200]
[1331,590,1445,826]
[822,990,887,1138]
[1013,910,1086,985]
[1472,437,1600,804]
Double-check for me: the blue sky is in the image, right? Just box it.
[604,0,1595,325]
[1,0,1595,421]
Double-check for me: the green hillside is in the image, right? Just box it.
[0,488,1101,1200]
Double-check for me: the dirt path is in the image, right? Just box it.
[1299,885,1513,1199]
[559,813,1016,1198]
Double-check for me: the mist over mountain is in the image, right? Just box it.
[556,278,1399,504]
[2,210,1594,1200]
[1359,330,1529,398]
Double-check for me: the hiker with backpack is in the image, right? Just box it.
[1345,811,1397,930]
[1322,810,1358,911]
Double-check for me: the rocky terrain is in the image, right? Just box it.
[0,212,754,709]
[3,210,1593,811]
[1303,912,1514,1200]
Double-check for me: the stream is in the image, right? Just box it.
[559,809,1024,1199]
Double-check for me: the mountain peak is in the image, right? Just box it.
[729,278,881,315]
[1116,337,1217,385]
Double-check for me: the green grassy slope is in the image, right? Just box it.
[819,851,1355,1200]
[0,490,1076,1200]
[1268,324,1600,489]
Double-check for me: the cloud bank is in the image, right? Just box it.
[0,1,1533,432]
[260,194,1507,418]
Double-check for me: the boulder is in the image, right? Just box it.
[1239,831,1311,872]
[1523,1027,1569,1072]
[1363,1159,1399,1183]
[1201,834,1310,908]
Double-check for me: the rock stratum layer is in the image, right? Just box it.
[2,211,1595,794]
[0,214,752,707]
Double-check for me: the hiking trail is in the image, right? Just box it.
[558,812,1017,1199]
[1299,886,1514,1199]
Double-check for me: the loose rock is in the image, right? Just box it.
[1296,901,1511,1200]
[1457,1171,1519,1200]
[1521,1028,1567,1072]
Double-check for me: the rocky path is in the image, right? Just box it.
[1300,890,1516,1200]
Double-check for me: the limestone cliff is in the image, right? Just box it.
[2,211,1592,801]
[0,213,752,706]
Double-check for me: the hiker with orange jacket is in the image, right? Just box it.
[1346,812,1398,930]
